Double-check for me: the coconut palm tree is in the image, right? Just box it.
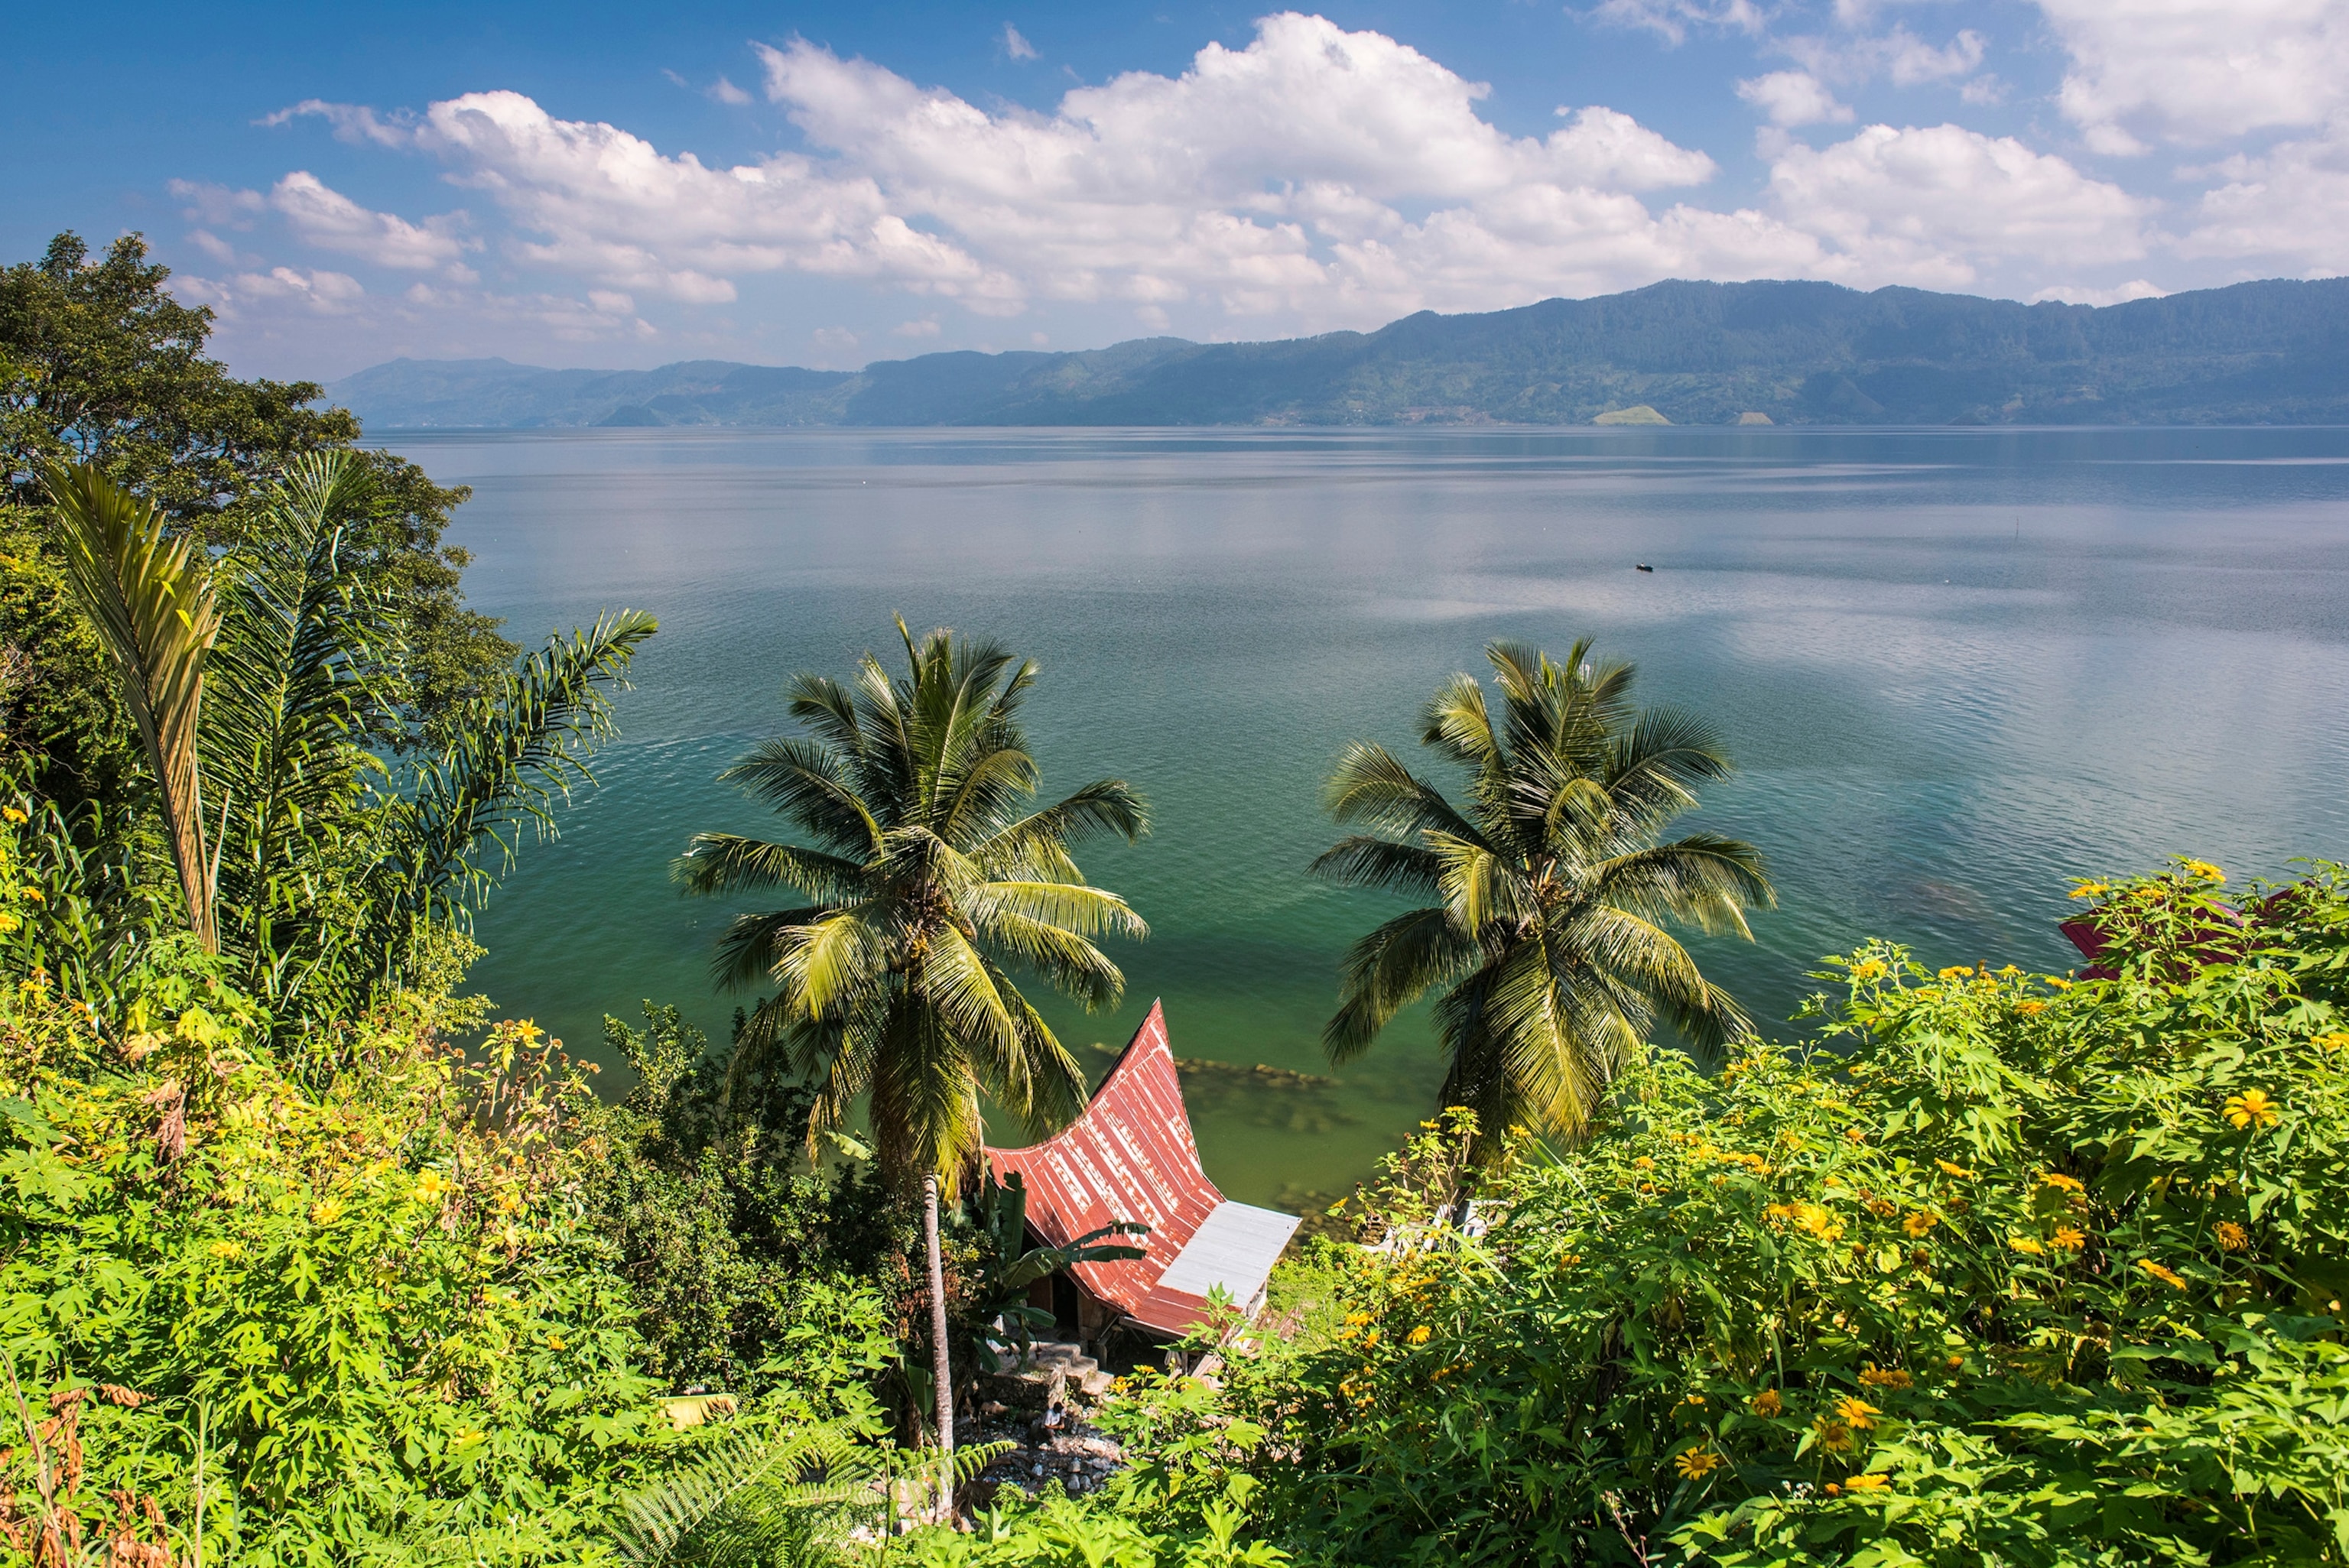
[1314,638,1771,1151]
[674,618,1148,1498]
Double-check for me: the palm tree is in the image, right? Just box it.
[44,456,655,1021]
[1314,638,1772,1151]
[674,618,1148,1503]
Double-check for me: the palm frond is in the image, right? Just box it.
[1322,742,1486,843]
[43,461,222,950]
[1324,905,1482,1064]
[672,834,868,903]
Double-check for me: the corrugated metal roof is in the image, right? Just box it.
[1155,1201,1301,1307]
[986,1001,1295,1338]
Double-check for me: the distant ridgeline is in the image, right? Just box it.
[330,276,2349,428]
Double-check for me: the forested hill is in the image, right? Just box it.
[330,276,2349,428]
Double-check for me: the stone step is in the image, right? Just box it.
[1002,1342,1116,1399]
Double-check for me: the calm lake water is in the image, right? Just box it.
[383,425,2349,1209]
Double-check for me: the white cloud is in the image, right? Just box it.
[2174,124,2349,271]
[1737,71,1854,128]
[1782,26,1987,87]
[167,180,265,229]
[187,229,243,265]
[708,76,752,106]
[1003,24,1038,61]
[180,265,367,316]
[1587,0,1764,48]
[2039,0,2349,151]
[263,98,414,148]
[1768,123,2152,286]
[271,171,474,271]
[892,317,942,337]
[2026,279,2167,305]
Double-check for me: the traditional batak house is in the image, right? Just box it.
[986,1001,1301,1348]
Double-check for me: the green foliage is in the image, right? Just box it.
[583,1002,909,1405]
[1184,859,2349,1566]
[0,947,675,1566]
[1316,637,1772,1149]
[0,232,512,748]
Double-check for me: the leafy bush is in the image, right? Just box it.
[1184,860,2349,1566]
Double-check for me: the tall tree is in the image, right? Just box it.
[1315,638,1772,1150]
[44,458,655,1027]
[675,619,1148,1492]
[0,232,513,818]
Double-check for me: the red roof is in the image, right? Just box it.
[986,1001,1241,1337]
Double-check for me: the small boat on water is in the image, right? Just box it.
[1636,563,1655,573]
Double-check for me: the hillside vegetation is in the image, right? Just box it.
[330,276,2349,429]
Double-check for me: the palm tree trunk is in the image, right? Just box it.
[924,1174,955,1524]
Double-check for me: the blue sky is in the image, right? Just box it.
[8,0,2344,378]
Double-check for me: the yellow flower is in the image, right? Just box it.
[1811,1417,1855,1453]
[1633,1156,1656,1170]
[1407,1325,1431,1346]
[1902,1211,1938,1238]
[2214,1221,2248,1252]
[2182,859,2226,883]
[1834,1396,1880,1431]
[546,1333,566,1351]
[2009,1235,2045,1256]
[414,1170,453,1204]
[1851,959,1886,982]
[18,888,40,904]
[2045,976,2073,990]
[2041,1173,2085,1193]
[2224,1089,2279,1131]
[1684,1392,1706,1407]
[0,914,18,935]
[2069,881,2108,901]
[1750,1389,1783,1417]
[2137,1259,2188,1290]
[1844,1473,1892,1494]
[1344,1312,1373,1326]
[2016,1000,2046,1015]
[1824,1482,1844,1497]
[206,1240,242,1260]
[1938,966,1974,979]
[1675,1448,1725,1479]
[1857,1366,1913,1391]
[1,807,24,825]
[2052,1226,2086,1251]
[2316,1031,2349,1053]
[1935,1159,1974,1179]
[1795,1204,1845,1242]
[309,1198,345,1226]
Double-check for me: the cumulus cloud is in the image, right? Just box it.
[1588,0,1764,47]
[2039,0,2349,151]
[1738,71,1853,127]
[271,171,474,271]
[708,76,752,106]
[1767,123,2152,286]
[180,265,367,316]
[168,180,267,229]
[263,98,414,148]
[2174,125,2349,271]
[2027,279,2167,305]
[1002,24,1038,61]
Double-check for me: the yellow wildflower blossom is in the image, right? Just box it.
[1857,1366,1913,1391]
[206,1240,242,1259]
[1675,1448,1725,1479]
[0,914,18,936]
[2042,1173,2085,1193]
[1938,966,1974,979]
[1811,1417,1856,1453]
[1344,1312,1373,1326]
[547,1333,566,1351]
[1834,1396,1881,1430]
[2224,1089,2280,1131]
[414,1170,453,1204]
[2182,859,2226,883]
[2068,881,2108,901]
[2052,1226,2086,1251]
[1844,1473,1891,1494]
[1902,1211,1938,1238]
[1,807,24,824]
[309,1198,345,1226]
[1407,1325,1431,1346]
[1750,1390,1783,1417]
[1935,1159,1974,1179]
[2214,1221,2248,1251]
[1633,1157,1656,1170]
[1851,959,1886,982]
[2008,1235,2045,1256]
[2316,1031,2349,1053]
[2016,999,2046,1014]
[1844,1127,1867,1145]
[2137,1259,2188,1290]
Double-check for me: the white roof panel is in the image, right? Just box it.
[1153,1200,1301,1305]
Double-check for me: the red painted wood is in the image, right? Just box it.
[986,1000,1227,1336]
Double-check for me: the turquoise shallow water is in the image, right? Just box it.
[382,425,2349,1208]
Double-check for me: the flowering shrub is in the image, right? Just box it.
[0,953,674,1566]
[1199,860,2349,1566]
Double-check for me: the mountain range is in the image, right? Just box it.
[327,276,2349,430]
